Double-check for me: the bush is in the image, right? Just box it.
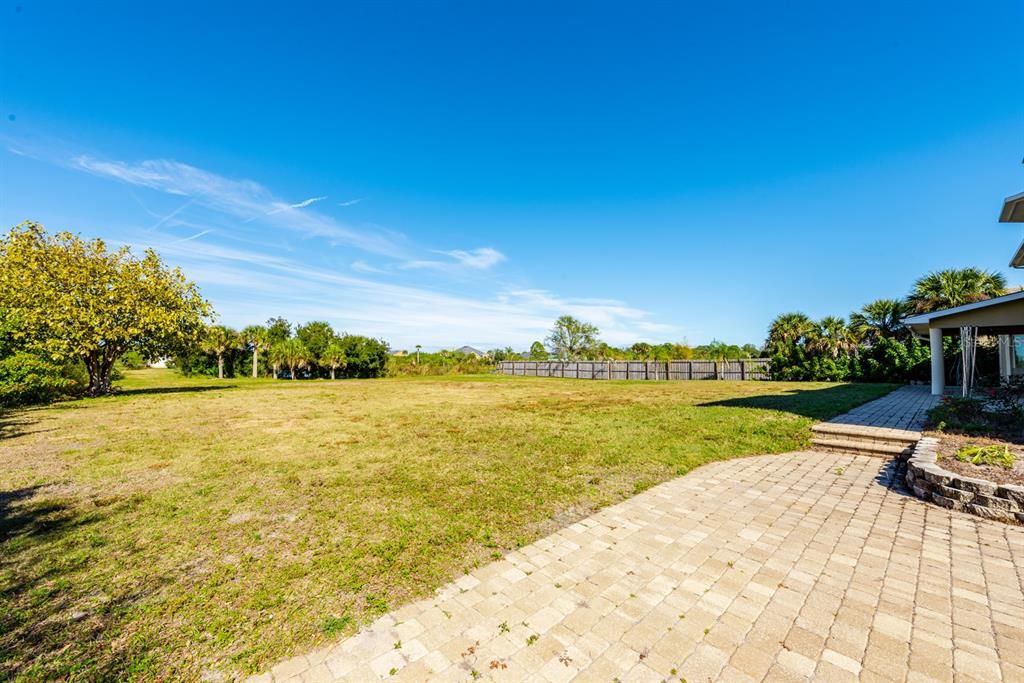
[954,444,1016,469]
[0,352,81,407]
[336,335,390,378]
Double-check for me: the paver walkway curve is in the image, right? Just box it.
[250,450,1024,682]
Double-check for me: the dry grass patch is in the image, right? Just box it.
[0,370,894,680]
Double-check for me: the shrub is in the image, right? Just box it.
[929,396,987,433]
[954,444,1016,469]
[0,352,81,407]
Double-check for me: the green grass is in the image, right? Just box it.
[0,369,895,680]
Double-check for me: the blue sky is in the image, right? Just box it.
[2,1,1022,351]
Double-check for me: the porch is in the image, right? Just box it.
[904,290,1024,395]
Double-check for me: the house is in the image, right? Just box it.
[455,345,484,357]
[903,189,1024,395]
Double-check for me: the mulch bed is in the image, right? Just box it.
[927,431,1024,487]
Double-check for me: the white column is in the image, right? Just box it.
[929,327,945,395]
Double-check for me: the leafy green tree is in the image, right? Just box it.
[335,335,390,378]
[320,342,348,380]
[241,325,270,378]
[270,338,310,379]
[546,315,600,360]
[0,222,211,395]
[849,299,909,342]
[265,317,291,345]
[202,325,239,379]
[908,268,1007,313]
[630,342,653,359]
[296,321,335,365]
[529,341,547,360]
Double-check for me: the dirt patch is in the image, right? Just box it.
[929,431,1024,487]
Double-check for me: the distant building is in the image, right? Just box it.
[455,346,484,357]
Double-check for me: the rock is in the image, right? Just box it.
[955,477,998,496]
[922,468,953,486]
[973,494,1020,512]
[997,485,1024,507]
[966,504,1015,523]
[937,485,974,503]
[931,495,964,512]
[912,484,933,501]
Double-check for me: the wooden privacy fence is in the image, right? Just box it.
[497,359,771,381]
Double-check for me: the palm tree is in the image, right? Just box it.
[241,325,270,379]
[908,268,1007,313]
[320,342,348,380]
[271,338,310,380]
[809,316,859,358]
[765,312,815,354]
[202,325,238,379]
[849,299,909,342]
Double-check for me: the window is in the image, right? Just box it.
[1015,335,1024,371]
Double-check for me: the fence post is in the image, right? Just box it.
[714,361,719,380]
[687,361,692,380]
[740,360,746,381]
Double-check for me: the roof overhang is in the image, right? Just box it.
[1000,191,1024,222]
[1012,238,1024,269]
[903,290,1024,336]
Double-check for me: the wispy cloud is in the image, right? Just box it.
[130,234,670,349]
[444,247,505,269]
[351,260,385,274]
[171,229,211,243]
[338,198,362,207]
[70,155,400,255]
[267,195,327,214]
[400,247,506,271]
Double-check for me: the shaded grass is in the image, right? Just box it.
[0,370,895,680]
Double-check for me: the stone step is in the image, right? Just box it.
[811,423,920,445]
[810,437,913,458]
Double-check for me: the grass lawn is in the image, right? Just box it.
[0,370,895,680]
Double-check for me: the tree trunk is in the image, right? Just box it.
[290,364,296,379]
[272,363,279,379]
[331,367,336,380]
[84,352,115,396]
[217,354,224,379]
[252,349,259,379]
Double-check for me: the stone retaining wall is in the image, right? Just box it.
[904,437,1024,524]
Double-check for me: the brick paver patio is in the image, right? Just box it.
[250,451,1024,682]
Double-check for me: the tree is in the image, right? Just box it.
[545,315,600,360]
[908,268,1007,313]
[529,341,547,360]
[265,317,291,345]
[809,316,859,359]
[296,321,335,366]
[202,325,239,379]
[270,338,310,379]
[241,325,270,378]
[320,341,347,380]
[849,299,909,342]
[335,335,390,378]
[764,312,815,355]
[0,222,211,395]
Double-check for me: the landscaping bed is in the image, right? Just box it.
[933,432,1024,487]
